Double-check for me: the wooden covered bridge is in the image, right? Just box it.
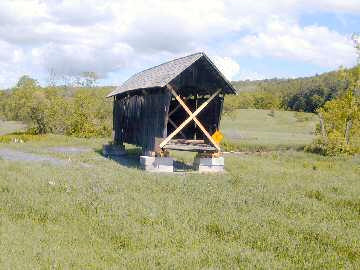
[106,52,236,171]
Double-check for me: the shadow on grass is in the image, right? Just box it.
[173,160,194,172]
[95,146,194,172]
[94,147,141,169]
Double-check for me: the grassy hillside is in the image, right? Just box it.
[231,70,342,93]
[0,116,359,269]
[221,109,318,151]
[228,67,356,113]
[0,120,26,135]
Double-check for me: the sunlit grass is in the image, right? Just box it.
[0,116,359,269]
[221,109,318,151]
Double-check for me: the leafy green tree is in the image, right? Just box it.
[16,75,39,89]
[27,91,50,134]
[0,76,112,138]
[307,46,360,155]
[65,89,111,137]
[230,67,350,112]
[310,88,360,155]
[2,76,40,122]
[74,72,99,88]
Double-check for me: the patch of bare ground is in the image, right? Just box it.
[47,146,91,153]
[0,148,90,167]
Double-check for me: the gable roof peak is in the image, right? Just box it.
[107,52,235,97]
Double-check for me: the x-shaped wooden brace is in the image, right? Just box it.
[159,84,221,151]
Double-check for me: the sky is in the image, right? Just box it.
[0,0,359,88]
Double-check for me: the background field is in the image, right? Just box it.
[0,111,359,269]
[0,120,26,136]
[221,109,318,151]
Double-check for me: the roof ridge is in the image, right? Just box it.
[107,52,204,97]
[130,52,203,78]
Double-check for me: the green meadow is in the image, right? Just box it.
[0,120,26,136]
[221,109,318,152]
[0,110,359,269]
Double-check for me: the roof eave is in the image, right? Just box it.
[201,54,237,95]
[106,85,165,98]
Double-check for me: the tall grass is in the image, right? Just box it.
[0,114,359,268]
[220,109,318,151]
[0,135,359,268]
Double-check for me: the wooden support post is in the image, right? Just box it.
[160,84,221,150]
[194,93,198,139]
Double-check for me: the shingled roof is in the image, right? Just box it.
[107,52,236,97]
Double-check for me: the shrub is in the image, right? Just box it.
[224,91,282,114]
[65,90,112,138]
[307,67,360,156]
[0,76,113,138]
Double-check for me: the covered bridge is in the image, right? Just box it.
[107,52,236,155]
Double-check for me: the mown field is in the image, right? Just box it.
[0,110,359,269]
[0,120,26,136]
[221,109,318,151]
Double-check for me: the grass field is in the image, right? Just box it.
[0,120,26,136]
[221,109,318,151]
[0,111,360,269]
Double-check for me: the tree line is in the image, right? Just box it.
[225,65,360,155]
[225,68,350,113]
[0,75,113,138]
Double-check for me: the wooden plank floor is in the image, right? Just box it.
[163,139,217,152]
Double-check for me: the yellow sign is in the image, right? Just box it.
[212,130,224,144]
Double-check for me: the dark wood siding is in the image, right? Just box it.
[171,57,231,96]
[113,88,171,151]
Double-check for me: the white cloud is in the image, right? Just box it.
[306,0,360,14]
[0,0,358,87]
[212,56,240,80]
[237,70,266,81]
[0,41,19,62]
[230,19,357,68]
[32,42,134,77]
[47,0,113,26]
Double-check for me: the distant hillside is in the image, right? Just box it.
[226,67,355,112]
[231,70,342,93]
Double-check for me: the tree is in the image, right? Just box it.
[306,38,360,155]
[75,72,99,88]
[315,89,360,154]
[353,33,360,62]
[47,68,58,87]
[16,75,39,89]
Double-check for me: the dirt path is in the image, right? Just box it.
[47,146,91,153]
[0,148,68,165]
[0,148,91,167]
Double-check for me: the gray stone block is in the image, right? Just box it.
[140,156,174,172]
[194,157,224,173]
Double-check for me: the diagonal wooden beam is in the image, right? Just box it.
[160,85,221,150]
[168,103,182,117]
[168,118,187,139]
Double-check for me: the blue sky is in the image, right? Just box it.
[0,0,359,88]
